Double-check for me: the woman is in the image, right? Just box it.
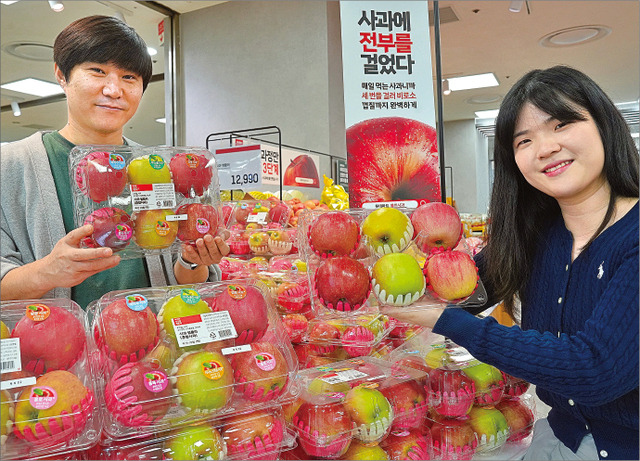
[383,66,639,460]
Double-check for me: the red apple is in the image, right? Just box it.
[428,367,475,419]
[282,314,308,343]
[503,373,531,398]
[314,256,371,311]
[234,202,253,226]
[75,151,127,203]
[430,415,478,461]
[496,399,535,442]
[12,304,86,375]
[307,322,341,354]
[380,377,428,430]
[380,428,431,460]
[340,326,375,357]
[222,409,284,460]
[229,342,289,401]
[411,202,463,254]
[206,284,269,344]
[267,202,293,225]
[104,361,172,427]
[94,297,159,364]
[308,211,361,257]
[176,203,219,242]
[293,399,353,458]
[221,204,234,227]
[283,155,320,188]
[424,250,479,302]
[346,117,440,207]
[82,207,133,251]
[169,152,213,197]
[393,356,431,383]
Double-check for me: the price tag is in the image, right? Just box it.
[215,145,263,190]
[1,338,22,374]
[1,376,36,391]
[246,212,268,224]
[221,344,252,356]
[320,369,368,385]
[131,183,177,212]
[172,311,238,348]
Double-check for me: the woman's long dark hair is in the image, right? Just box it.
[485,65,639,319]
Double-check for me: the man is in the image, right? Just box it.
[1,16,228,308]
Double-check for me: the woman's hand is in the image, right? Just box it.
[379,305,446,329]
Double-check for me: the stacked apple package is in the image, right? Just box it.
[384,329,537,460]
[296,205,489,319]
[282,356,431,460]
[69,145,224,260]
[87,279,299,441]
[0,299,101,460]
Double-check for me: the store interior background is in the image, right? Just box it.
[1,0,638,214]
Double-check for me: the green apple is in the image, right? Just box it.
[372,253,426,306]
[157,290,212,349]
[463,361,505,405]
[307,375,351,396]
[1,390,14,446]
[164,423,226,460]
[0,321,10,339]
[127,154,172,185]
[468,406,509,451]
[361,207,414,256]
[424,346,449,370]
[133,209,178,249]
[343,384,394,444]
[169,350,234,413]
[341,440,389,460]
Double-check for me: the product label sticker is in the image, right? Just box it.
[172,311,238,348]
[125,294,148,311]
[108,153,126,171]
[0,338,22,374]
[180,288,201,305]
[115,223,133,242]
[227,285,247,300]
[320,369,368,385]
[254,352,276,371]
[246,212,268,224]
[166,214,188,222]
[148,154,165,170]
[185,154,199,169]
[26,303,50,322]
[0,376,36,391]
[447,346,474,364]
[130,183,176,211]
[221,344,252,356]
[361,382,379,389]
[29,386,57,410]
[143,370,168,393]
[202,360,225,380]
[195,218,210,234]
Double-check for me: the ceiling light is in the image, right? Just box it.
[10,101,21,117]
[1,78,65,97]
[155,117,166,124]
[147,47,158,57]
[475,109,500,119]
[447,73,499,92]
[540,25,611,48]
[48,1,64,12]
[509,0,523,12]
[442,79,451,96]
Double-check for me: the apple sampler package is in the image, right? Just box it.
[384,329,536,460]
[282,356,431,460]
[0,299,101,460]
[69,145,224,260]
[94,405,296,461]
[296,204,488,318]
[87,279,298,440]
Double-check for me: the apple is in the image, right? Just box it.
[503,373,531,398]
[305,355,337,369]
[340,326,375,357]
[157,290,212,349]
[1,320,10,339]
[361,207,414,256]
[380,428,431,461]
[341,440,390,460]
[346,117,440,208]
[227,231,251,255]
[343,384,394,444]
[307,374,351,397]
[14,370,93,445]
[233,202,254,226]
[462,361,505,406]
[314,256,371,311]
[267,202,293,225]
[424,250,479,302]
[277,280,311,313]
[164,423,226,461]
[169,152,213,197]
[228,342,289,402]
[221,204,233,227]
[206,284,269,345]
[127,154,172,185]
[169,350,234,413]
[132,209,179,250]
[145,337,179,371]
[176,203,219,242]
[308,211,361,258]
[379,377,428,430]
[428,367,475,419]
[430,415,478,461]
[372,253,426,307]
[282,314,308,343]
[267,230,293,255]
[82,207,133,251]
[104,361,173,427]
[12,304,86,374]
[222,409,284,460]
[467,406,509,451]
[424,346,451,371]
[410,202,463,254]
[283,154,320,188]
[496,399,535,442]
[75,151,127,203]
[1,389,14,446]
[247,231,270,255]
[307,322,341,354]
[292,399,353,458]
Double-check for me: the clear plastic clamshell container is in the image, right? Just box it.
[87,279,298,440]
[295,207,488,318]
[0,299,101,460]
[285,356,431,460]
[69,145,224,260]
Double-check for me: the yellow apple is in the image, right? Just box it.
[0,320,10,339]
[133,209,179,249]
[1,389,14,446]
[127,155,172,185]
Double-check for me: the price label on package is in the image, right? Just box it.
[1,338,22,374]
[172,311,238,348]
[320,369,368,385]
[246,212,268,224]
[130,183,177,212]
[215,145,262,190]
